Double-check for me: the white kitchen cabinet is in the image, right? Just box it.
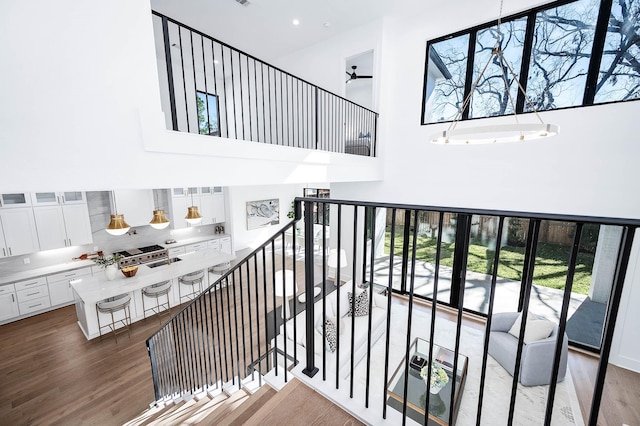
[0,208,40,258]
[220,236,232,254]
[168,246,186,257]
[185,241,209,253]
[0,193,31,208]
[169,187,195,229]
[112,190,155,228]
[15,276,50,315]
[33,203,92,250]
[48,267,92,306]
[211,190,226,224]
[0,284,19,322]
[31,191,87,206]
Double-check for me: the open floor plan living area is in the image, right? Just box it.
[2,0,640,424]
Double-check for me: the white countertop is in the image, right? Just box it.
[71,249,235,304]
[0,234,231,286]
[0,260,96,285]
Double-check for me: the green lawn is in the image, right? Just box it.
[385,229,594,295]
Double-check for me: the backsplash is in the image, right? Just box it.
[0,223,219,275]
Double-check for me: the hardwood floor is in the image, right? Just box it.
[1,269,639,425]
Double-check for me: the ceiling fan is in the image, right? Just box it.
[346,65,372,83]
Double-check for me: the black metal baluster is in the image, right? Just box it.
[382,208,397,419]
[238,53,246,141]
[401,210,419,425]
[349,205,358,398]
[544,222,583,425]
[189,31,198,134]
[224,274,235,384]
[321,202,328,380]
[252,253,261,382]
[508,219,541,424]
[212,270,227,383]
[335,203,343,389]
[161,17,178,131]
[270,240,279,377]
[365,206,376,407]
[230,50,239,139]
[476,216,505,424]
[290,229,298,366]
[220,46,230,138]
[238,264,248,383]
[177,27,190,133]
[588,226,635,425]
[231,271,242,390]
[261,248,269,372]
[247,56,254,141]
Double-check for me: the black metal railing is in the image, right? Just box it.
[151,12,378,157]
[146,218,304,402]
[146,197,639,425]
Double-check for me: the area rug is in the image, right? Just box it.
[346,304,584,425]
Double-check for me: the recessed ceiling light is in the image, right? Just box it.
[323,22,331,28]
[292,19,300,26]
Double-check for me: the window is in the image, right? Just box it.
[196,91,220,136]
[594,0,640,103]
[304,188,330,225]
[422,0,640,124]
[525,0,600,111]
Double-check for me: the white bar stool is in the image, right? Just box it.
[142,280,172,322]
[178,270,204,303]
[96,293,132,343]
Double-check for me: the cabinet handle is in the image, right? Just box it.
[8,247,12,256]
[68,238,72,246]
[27,292,39,297]
[28,303,42,309]
[24,281,39,286]
[2,248,5,257]
[64,273,76,277]
[11,294,14,303]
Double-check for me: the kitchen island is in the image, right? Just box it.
[71,248,235,340]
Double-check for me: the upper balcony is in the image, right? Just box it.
[150,12,378,161]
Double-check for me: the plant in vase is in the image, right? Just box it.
[93,253,123,281]
[421,361,449,394]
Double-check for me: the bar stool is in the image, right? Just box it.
[96,293,132,343]
[142,280,172,322]
[209,261,231,275]
[178,270,204,303]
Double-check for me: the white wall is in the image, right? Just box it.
[0,0,382,193]
[227,183,305,251]
[277,0,640,372]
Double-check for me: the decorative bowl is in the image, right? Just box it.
[121,266,138,277]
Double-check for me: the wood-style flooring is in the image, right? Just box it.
[1,289,639,425]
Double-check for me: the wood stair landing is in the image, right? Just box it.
[124,379,363,426]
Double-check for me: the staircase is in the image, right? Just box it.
[124,378,277,426]
[125,376,364,425]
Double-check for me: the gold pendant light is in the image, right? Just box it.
[106,193,130,235]
[149,189,171,229]
[185,189,203,225]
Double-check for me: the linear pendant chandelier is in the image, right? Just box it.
[429,0,559,145]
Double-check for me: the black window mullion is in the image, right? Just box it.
[516,11,537,113]
[461,31,477,120]
[583,0,614,105]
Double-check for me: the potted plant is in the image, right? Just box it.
[421,361,450,394]
[93,253,123,281]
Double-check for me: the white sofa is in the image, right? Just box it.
[276,281,388,379]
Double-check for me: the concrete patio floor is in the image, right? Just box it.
[371,257,604,349]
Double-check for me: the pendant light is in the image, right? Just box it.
[149,189,171,229]
[184,189,203,225]
[106,193,131,236]
[429,0,559,145]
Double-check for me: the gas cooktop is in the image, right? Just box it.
[116,244,168,268]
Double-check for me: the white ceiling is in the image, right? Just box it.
[151,0,433,62]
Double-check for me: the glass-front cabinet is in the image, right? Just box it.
[0,193,31,208]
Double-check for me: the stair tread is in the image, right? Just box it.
[218,385,277,426]
[198,389,251,424]
[241,379,301,426]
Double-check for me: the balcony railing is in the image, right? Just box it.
[152,12,378,157]
[146,198,639,424]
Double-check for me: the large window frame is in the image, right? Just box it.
[421,0,640,125]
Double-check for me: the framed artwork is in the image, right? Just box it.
[246,199,279,230]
